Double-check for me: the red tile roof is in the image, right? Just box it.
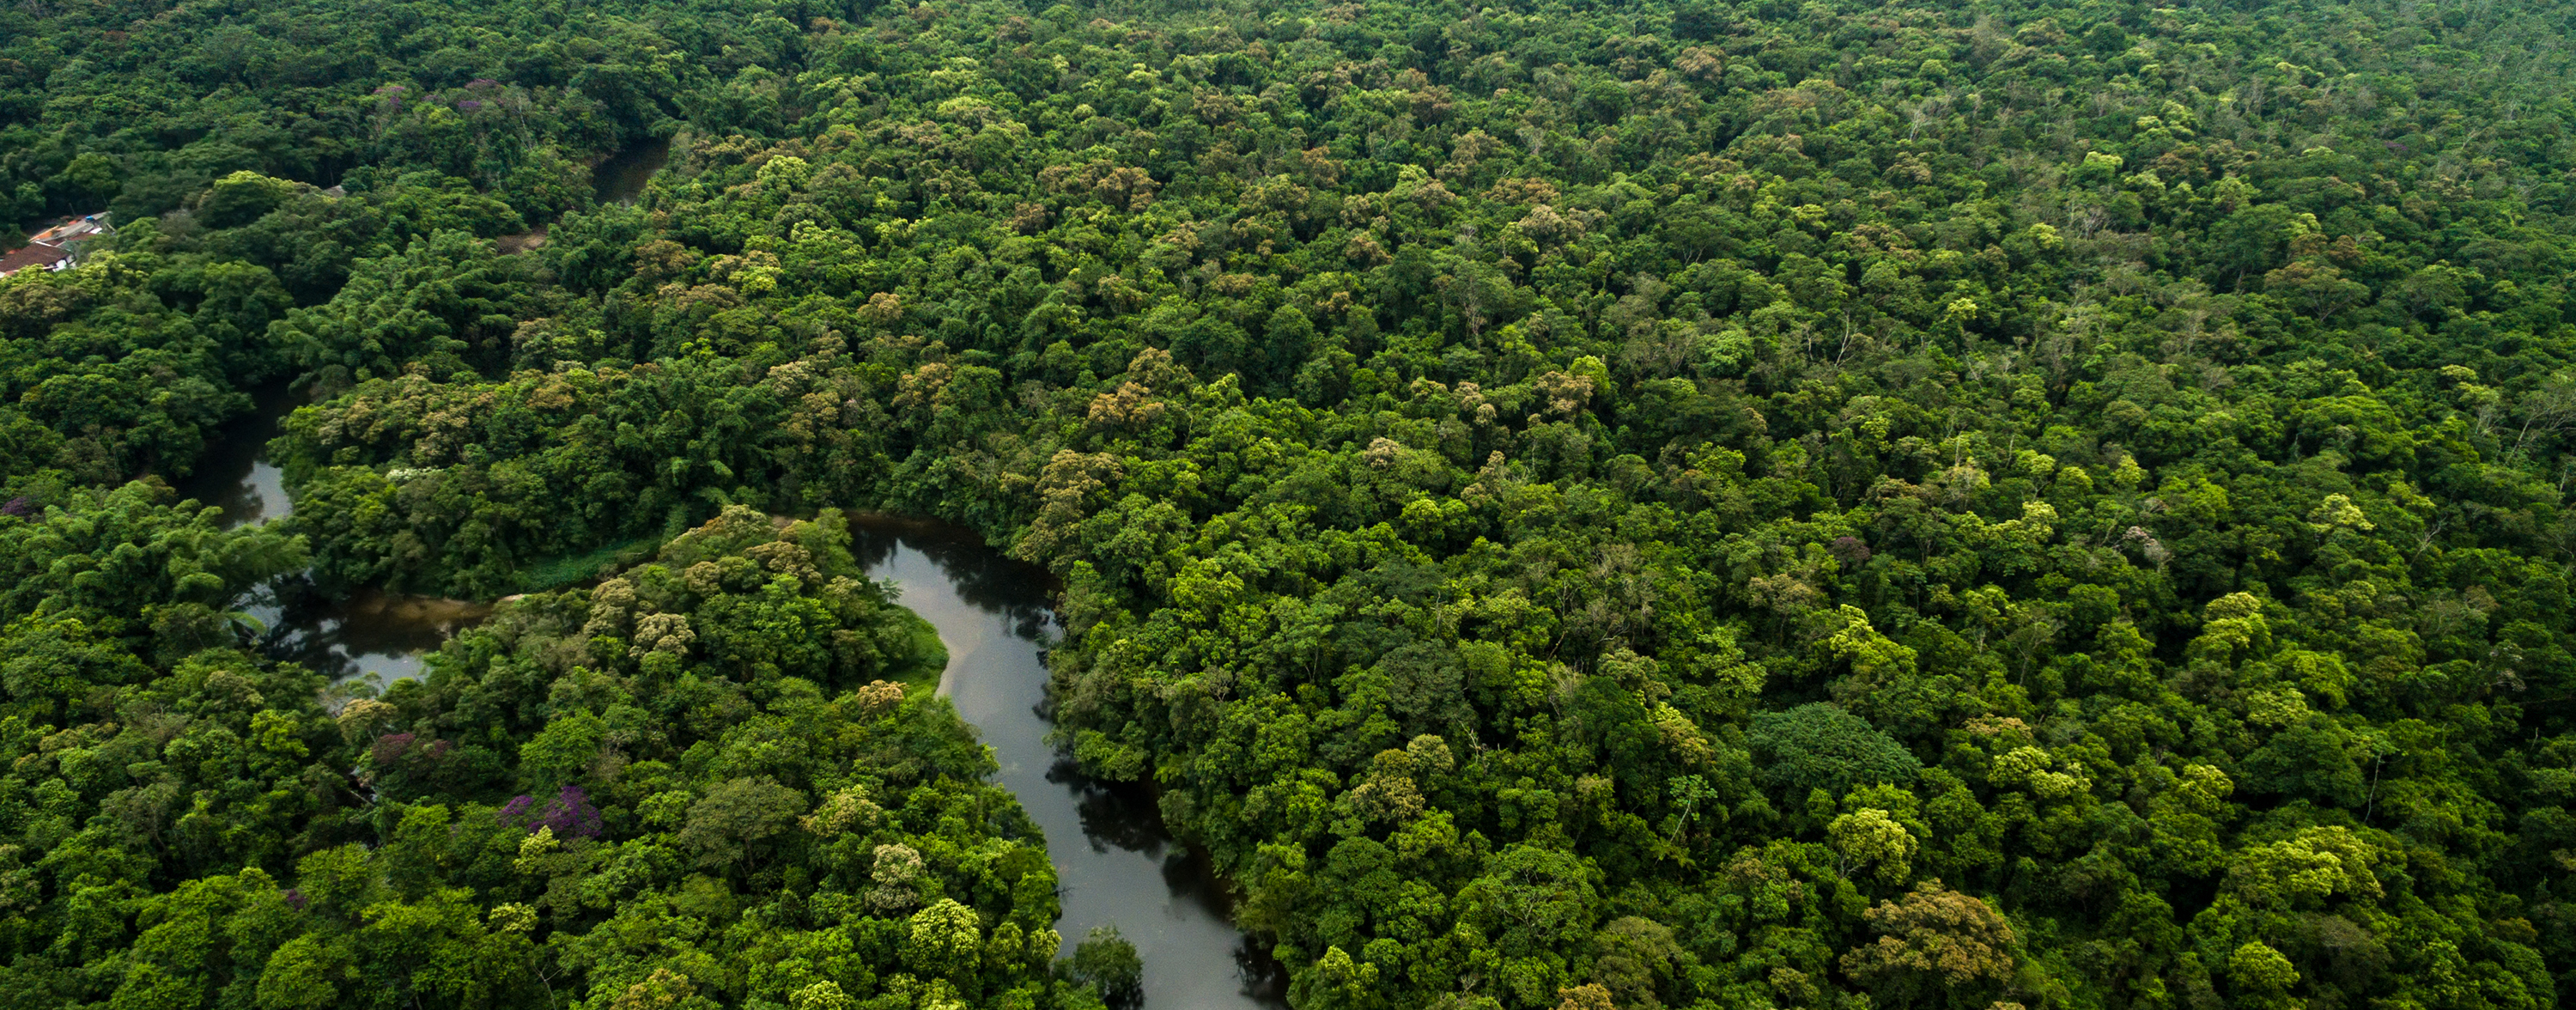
[0,214,108,277]
[0,244,66,277]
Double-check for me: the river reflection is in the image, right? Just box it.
[173,383,295,527]
[178,393,1282,1000]
[595,136,671,206]
[174,392,478,684]
[258,581,489,684]
[849,514,1288,1010]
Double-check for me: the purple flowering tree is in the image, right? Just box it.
[498,785,603,839]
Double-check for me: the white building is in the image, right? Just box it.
[0,214,112,278]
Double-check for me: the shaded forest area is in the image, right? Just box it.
[4,0,2576,1008]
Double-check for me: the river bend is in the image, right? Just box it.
[179,396,1284,1007]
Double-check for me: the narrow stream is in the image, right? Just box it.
[595,136,671,206]
[181,397,1285,1007]
[174,392,486,683]
[849,516,1289,1009]
[179,129,669,676]
[177,383,295,527]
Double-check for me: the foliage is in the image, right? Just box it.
[9,0,2576,1007]
[0,503,1107,1009]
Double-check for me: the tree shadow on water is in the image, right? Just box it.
[1234,934,1291,1005]
[848,515,1057,642]
[1048,756,1170,856]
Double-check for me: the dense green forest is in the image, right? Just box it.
[0,493,1133,1007]
[7,0,2576,1007]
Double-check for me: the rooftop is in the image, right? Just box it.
[0,213,111,278]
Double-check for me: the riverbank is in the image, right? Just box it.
[176,386,1282,1003]
[849,516,1286,1008]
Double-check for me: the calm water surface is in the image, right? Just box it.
[176,393,482,682]
[175,383,295,527]
[595,137,671,206]
[850,516,1288,1010]
[182,399,1279,1002]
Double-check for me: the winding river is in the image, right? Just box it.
[179,403,1286,1007]
[175,387,488,683]
[848,517,1287,1008]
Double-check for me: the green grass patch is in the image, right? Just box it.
[516,536,664,593]
[886,609,949,698]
